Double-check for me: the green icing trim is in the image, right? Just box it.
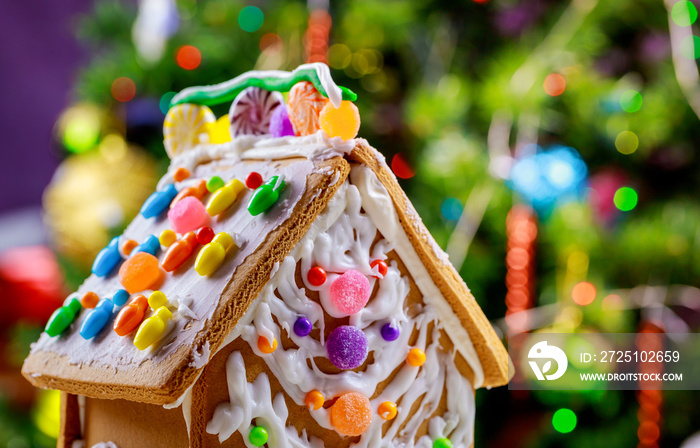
[171,68,357,107]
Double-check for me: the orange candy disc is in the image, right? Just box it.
[118,252,161,294]
[319,101,360,141]
[330,392,372,436]
[287,81,329,136]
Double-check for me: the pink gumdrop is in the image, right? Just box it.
[168,196,208,234]
[330,269,371,315]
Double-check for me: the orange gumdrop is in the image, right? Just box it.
[330,392,372,436]
[319,101,360,141]
[118,252,161,294]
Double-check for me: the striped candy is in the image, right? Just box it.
[163,104,216,158]
[229,87,283,137]
[287,81,330,136]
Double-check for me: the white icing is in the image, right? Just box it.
[172,63,344,109]
[71,440,85,448]
[78,395,86,434]
[91,443,119,448]
[189,340,210,368]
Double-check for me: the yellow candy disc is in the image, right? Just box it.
[163,104,216,158]
[319,101,361,141]
[209,114,232,144]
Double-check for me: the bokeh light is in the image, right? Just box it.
[613,186,638,211]
[441,198,463,221]
[159,91,177,114]
[328,44,352,69]
[602,294,623,311]
[239,6,264,32]
[671,1,698,26]
[176,45,202,70]
[681,35,700,59]
[615,130,639,154]
[543,73,566,96]
[572,281,596,305]
[552,408,577,433]
[619,90,642,112]
[33,389,61,438]
[62,106,101,154]
[260,33,282,53]
[111,77,136,102]
[391,154,415,179]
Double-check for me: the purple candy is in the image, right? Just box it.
[269,105,295,138]
[294,316,313,337]
[381,323,400,341]
[326,325,368,370]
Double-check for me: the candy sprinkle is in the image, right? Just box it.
[407,348,426,367]
[258,336,278,354]
[305,390,324,411]
[249,426,269,447]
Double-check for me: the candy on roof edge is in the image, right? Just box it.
[170,63,357,109]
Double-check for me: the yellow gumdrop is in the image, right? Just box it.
[134,307,172,350]
[206,179,245,216]
[319,101,360,141]
[159,229,177,247]
[212,232,235,252]
[210,115,232,144]
[148,291,167,309]
[194,242,226,276]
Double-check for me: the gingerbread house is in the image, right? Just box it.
[23,63,510,448]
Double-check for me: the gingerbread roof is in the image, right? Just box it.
[22,65,509,405]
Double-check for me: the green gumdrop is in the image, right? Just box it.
[264,175,285,193]
[248,185,278,216]
[249,426,268,446]
[45,298,82,337]
[433,438,453,448]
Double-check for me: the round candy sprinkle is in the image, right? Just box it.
[378,401,397,420]
[370,259,388,278]
[148,291,167,309]
[330,269,371,315]
[330,392,372,436]
[326,325,368,370]
[121,239,138,257]
[381,323,400,342]
[294,316,313,337]
[168,196,209,234]
[163,104,216,158]
[287,81,329,136]
[305,390,324,411]
[173,167,191,182]
[407,348,426,367]
[118,252,161,294]
[112,289,130,307]
[206,176,225,193]
[196,226,215,245]
[249,426,268,447]
[258,336,278,354]
[229,87,283,137]
[319,100,361,141]
[307,266,327,286]
[159,229,177,247]
[246,172,263,190]
[269,104,295,138]
[433,438,453,448]
[81,291,99,309]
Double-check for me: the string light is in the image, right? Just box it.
[613,186,638,211]
[111,77,136,102]
[615,130,639,155]
[620,90,643,112]
[176,45,201,70]
[571,281,596,306]
[239,6,264,33]
[543,73,566,96]
[391,154,415,179]
[636,322,663,448]
[671,1,698,26]
[505,205,537,332]
[305,9,332,63]
[552,408,577,433]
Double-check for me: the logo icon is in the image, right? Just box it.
[528,341,568,381]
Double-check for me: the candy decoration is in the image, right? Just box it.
[269,105,295,138]
[287,81,329,136]
[248,426,269,447]
[113,295,148,336]
[319,100,361,141]
[378,401,397,420]
[229,87,283,137]
[81,291,99,309]
[307,266,326,286]
[168,196,209,234]
[194,232,236,276]
[140,184,178,219]
[196,226,215,245]
[305,390,324,411]
[293,316,313,337]
[112,289,130,307]
[121,239,138,257]
[433,438,453,448]
[45,298,82,337]
[148,291,167,309]
[209,115,232,143]
[330,269,371,315]
[380,323,400,342]
[257,336,277,354]
[206,179,245,216]
[330,392,372,436]
[171,180,207,207]
[248,175,285,216]
[173,167,191,182]
[206,176,225,193]
[370,259,388,278]
[134,306,172,350]
[245,172,263,190]
[163,103,216,158]
[79,299,114,339]
[92,236,121,277]
[118,252,161,293]
[326,325,368,370]
[407,348,426,367]
[161,232,198,272]
[159,229,177,247]
[132,235,161,256]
